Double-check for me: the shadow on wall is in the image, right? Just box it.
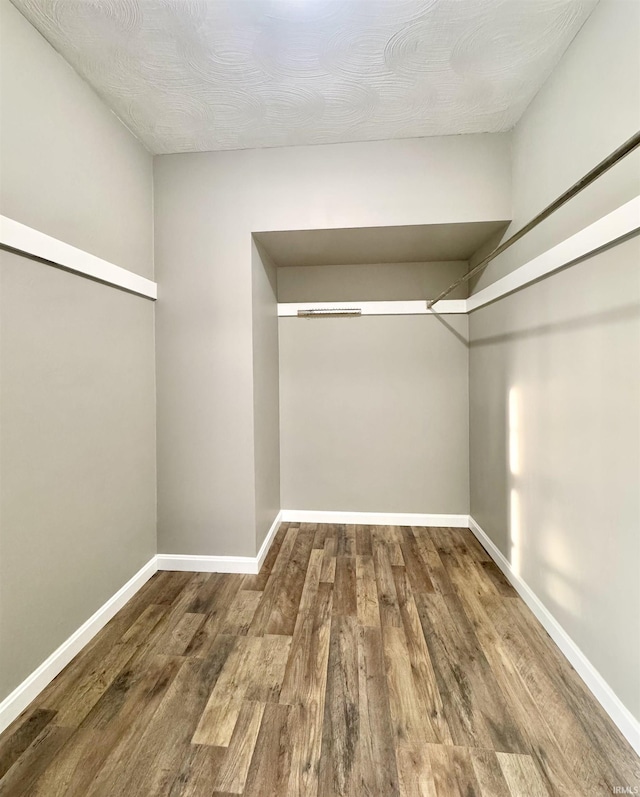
[431,311,470,347]
[469,303,640,348]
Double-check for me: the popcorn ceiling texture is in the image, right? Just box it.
[12,0,597,154]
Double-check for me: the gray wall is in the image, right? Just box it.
[154,133,511,557]
[251,241,281,551]
[471,0,640,291]
[280,314,469,514]
[469,0,640,723]
[0,0,154,278]
[277,260,469,302]
[0,1,156,701]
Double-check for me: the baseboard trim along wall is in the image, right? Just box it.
[0,214,158,300]
[155,554,261,574]
[155,511,467,576]
[280,509,470,527]
[2,514,637,755]
[468,517,640,756]
[156,511,284,575]
[256,511,284,572]
[0,557,158,736]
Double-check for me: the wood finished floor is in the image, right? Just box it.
[1,524,638,796]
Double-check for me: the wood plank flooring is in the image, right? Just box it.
[1,523,638,796]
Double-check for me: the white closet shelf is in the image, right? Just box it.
[278,195,640,318]
[0,214,157,300]
[277,300,467,316]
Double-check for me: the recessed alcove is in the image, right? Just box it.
[255,220,509,302]
[250,219,510,530]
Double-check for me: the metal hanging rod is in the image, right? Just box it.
[427,129,640,309]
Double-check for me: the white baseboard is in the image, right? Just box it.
[155,554,261,574]
[281,509,470,527]
[256,511,283,571]
[0,556,158,736]
[4,514,637,758]
[468,517,640,756]
[157,511,283,576]
[155,512,466,579]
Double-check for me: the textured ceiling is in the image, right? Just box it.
[12,0,598,154]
